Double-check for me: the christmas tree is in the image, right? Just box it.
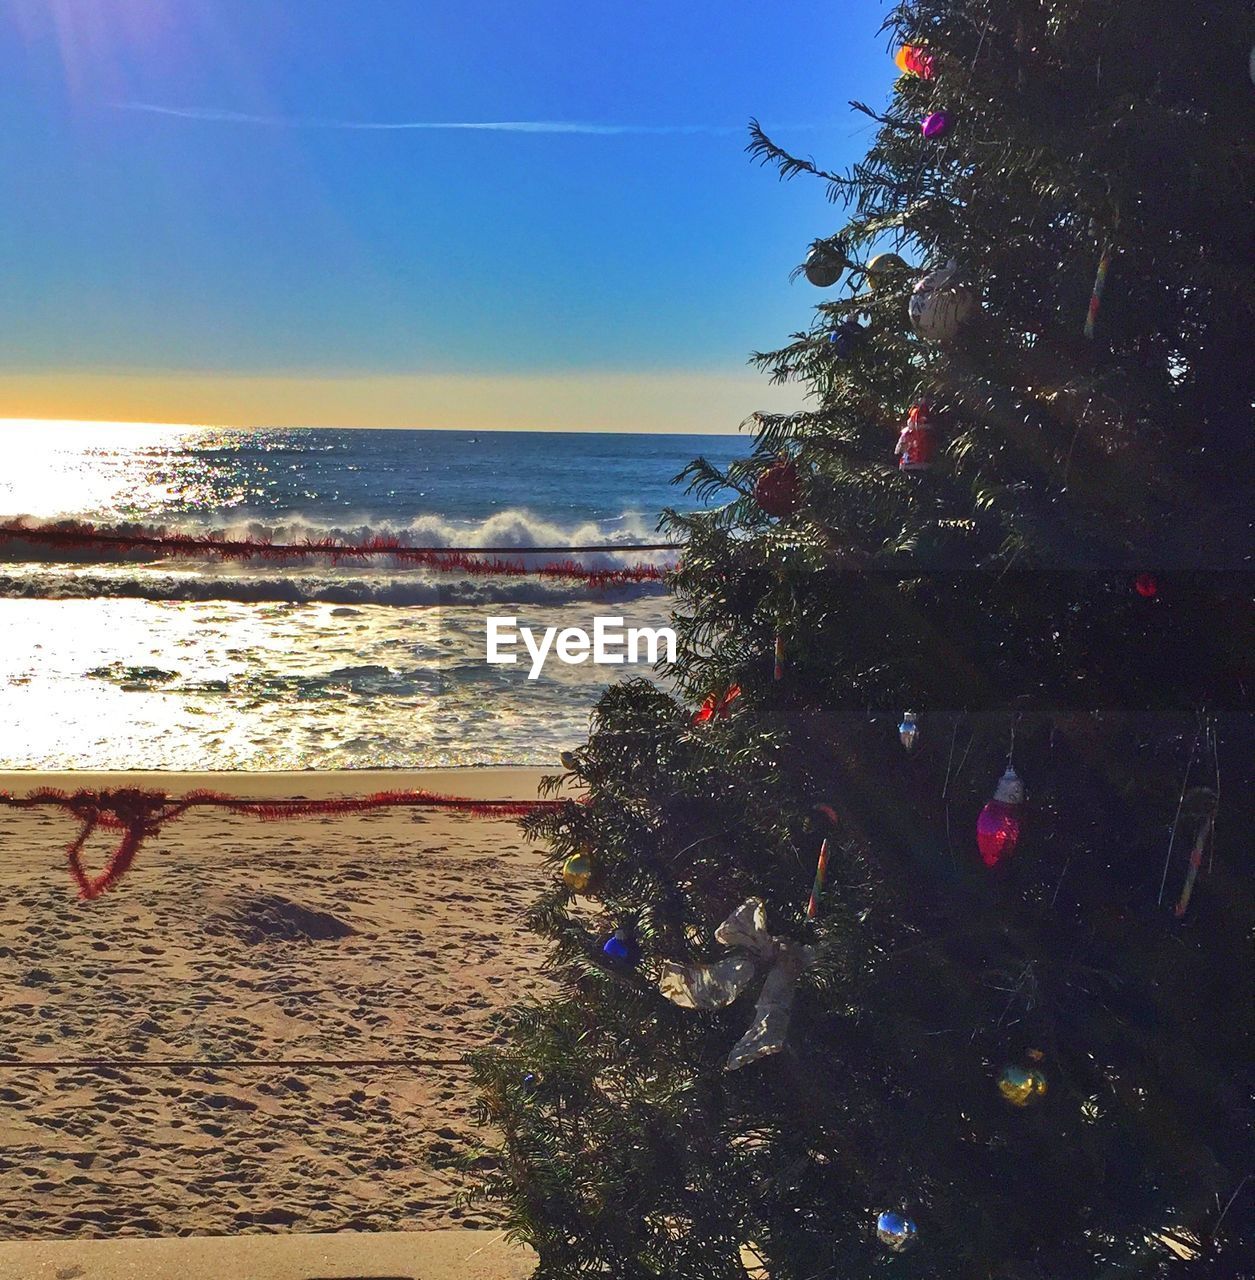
[466,2,1253,1275]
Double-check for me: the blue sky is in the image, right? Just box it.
[0,0,895,429]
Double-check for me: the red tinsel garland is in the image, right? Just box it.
[0,787,566,901]
[0,521,676,589]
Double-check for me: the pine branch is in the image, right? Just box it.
[745,118,860,202]
[849,98,910,130]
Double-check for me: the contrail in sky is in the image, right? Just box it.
[111,102,819,135]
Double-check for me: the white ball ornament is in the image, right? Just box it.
[908,259,978,343]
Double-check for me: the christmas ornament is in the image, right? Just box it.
[976,766,1025,867]
[1134,572,1159,598]
[804,243,844,288]
[828,319,868,359]
[866,252,909,288]
[562,852,594,892]
[753,459,800,518]
[559,750,579,771]
[659,898,817,1071]
[894,44,935,79]
[899,711,919,750]
[806,803,839,919]
[693,684,742,724]
[896,403,938,471]
[875,1211,918,1253]
[998,1064,1048,1107]
[909,260,977,342]
[1172,787,1218,920]
[521,1072,539,1094]
[921,109,954,139]
[1084,242,1113,339]
[806,837,831,919]
[602,929,639,967]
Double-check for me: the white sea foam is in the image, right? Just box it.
[0,509,677,604]
[1,507,668,553]
[0,565,670,606]
[0,594,676,770]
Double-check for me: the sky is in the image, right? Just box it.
[0,0,894,432]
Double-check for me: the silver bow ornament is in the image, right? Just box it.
[658,898,816,1071]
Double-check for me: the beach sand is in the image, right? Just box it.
[0,768,555,1242]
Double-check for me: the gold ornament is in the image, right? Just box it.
[866,252,909,288]
[561,852,594,892]
[998,1064,1048,1107]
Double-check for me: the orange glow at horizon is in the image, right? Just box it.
[0,370,806,435]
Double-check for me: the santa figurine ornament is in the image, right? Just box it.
[895,402,939,472]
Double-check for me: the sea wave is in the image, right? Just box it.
[0,508,669,560]
[0,509,677,603]
[0,564,670,606]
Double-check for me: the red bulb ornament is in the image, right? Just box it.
[754,459,801,517]
[976,766,1025,867]
[1134,572,1159,598]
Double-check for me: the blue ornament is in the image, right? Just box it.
[875,1211,918,1253]
[521,1072,538,1094]
[602,930,638,967]
[828,320,867,359]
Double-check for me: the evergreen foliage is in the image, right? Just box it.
[466,3,1253,1275]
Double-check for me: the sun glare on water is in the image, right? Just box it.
[0,418,235,521]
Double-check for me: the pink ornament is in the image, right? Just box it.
[976,767,1025,867]
[921,111,954,139]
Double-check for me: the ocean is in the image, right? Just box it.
[0,424,741,770]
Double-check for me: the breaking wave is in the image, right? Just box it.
[0,509,677,604]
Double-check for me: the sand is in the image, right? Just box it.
[0,768,556,1243]
[0,1227,536,1279]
